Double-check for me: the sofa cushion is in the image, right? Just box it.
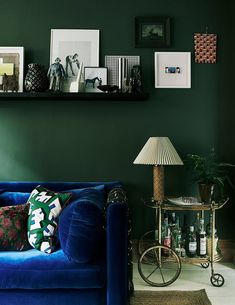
[0,191,30,207]
[0,249,105,289]
[59,188,104,263]
[0,204,31,251]
[27,186,71,254]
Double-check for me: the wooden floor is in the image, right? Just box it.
[133,262,235,305]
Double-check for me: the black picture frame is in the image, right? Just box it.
[135,16,171,48]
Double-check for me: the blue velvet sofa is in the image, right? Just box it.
[0,181,129,305]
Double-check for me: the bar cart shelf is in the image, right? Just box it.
[138,198,229,287]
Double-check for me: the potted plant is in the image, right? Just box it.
[186,149,234,203]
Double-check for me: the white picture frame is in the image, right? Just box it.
[155,52,191,88]
[84,67,107,93]
[0,47,24,92]
[50,29,99,92]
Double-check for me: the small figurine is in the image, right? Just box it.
[9,75,18,92]
[2,73,9,92]
[47,57,66,91]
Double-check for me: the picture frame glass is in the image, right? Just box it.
[84,67,107,93]
[155,52,191,88]
[50,29,99,92]
[0,47,24,92]
[135,17,171,48]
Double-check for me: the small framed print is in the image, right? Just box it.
[135,16,171,48]
[155,52,191,88]
[84,67,107,93]
[0,47,24,92]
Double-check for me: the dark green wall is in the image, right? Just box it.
[0,1,234,238]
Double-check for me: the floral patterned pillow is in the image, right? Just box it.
[0,203,31,251]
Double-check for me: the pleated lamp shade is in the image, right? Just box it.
[133,137,183,202]
[133,137,183,165]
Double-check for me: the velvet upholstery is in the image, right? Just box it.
[59,188,104,263]
[0,191,30,206]
[0,181,128,305]
[0,249,105,289]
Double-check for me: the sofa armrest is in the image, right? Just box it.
[106,189,129,305]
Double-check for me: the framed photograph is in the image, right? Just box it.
[154,52,191,88]
[135,16,171,48]
[84,67,107,93]
[50,29,99,92]
[0,47,24,92]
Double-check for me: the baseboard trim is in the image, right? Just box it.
[132,239,235,263]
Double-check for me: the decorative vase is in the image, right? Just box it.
[24,63,49,92]
[198,183,215,204]
[130,65,142,93]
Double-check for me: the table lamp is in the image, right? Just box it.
[133,137,183,202]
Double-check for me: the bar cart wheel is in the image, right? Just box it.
[201,263,210,268]
[138,244,181,287]
[210,273,225,287]
[138,230,155,256]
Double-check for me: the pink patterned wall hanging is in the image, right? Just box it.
[194,33,217,64]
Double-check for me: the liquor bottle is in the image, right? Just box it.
[182,215,188,238]
[197,218,207,257]
[206,213,213,236]
[161,213,169,242]
[169,212,176,228]
[194,212,200,234]
[172,216,181,250]
[186,226,197,257]
[163,228,171,256]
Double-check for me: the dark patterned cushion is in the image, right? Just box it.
[0,204,31,251]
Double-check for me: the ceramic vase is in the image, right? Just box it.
[24,63,49,92]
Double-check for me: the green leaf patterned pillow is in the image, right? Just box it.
[27,185,71,254]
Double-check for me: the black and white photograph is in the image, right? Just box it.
[84,67,107,93]
[50,29,99,92]
[135,16,171,48]
[0,47,24,92]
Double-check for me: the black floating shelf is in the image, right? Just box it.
[0,92,149,101]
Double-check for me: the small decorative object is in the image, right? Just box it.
[135,16,171,48]
[105,55,140,87]
[194,32,217,64]
[2,73,8,92]
[50,29,99,92]
[97,85,119,93]
[168,197,202,206]
[186,148,235,202]
[24,63,49,92]
[0,47,24,92]
[133,137,183,202]
[84,67,107,93]
[47,57,65,91]
[155,52,191,88]
[118,58,128,92]
[131,65,142,93]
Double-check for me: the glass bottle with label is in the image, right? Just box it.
[197,218,207,257]
[186,226,197,257]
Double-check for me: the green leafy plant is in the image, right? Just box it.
[186,149,235,194]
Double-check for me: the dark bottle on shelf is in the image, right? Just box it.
[194,212,200,234]
[186,226,197,257]
[182,215,188,240]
